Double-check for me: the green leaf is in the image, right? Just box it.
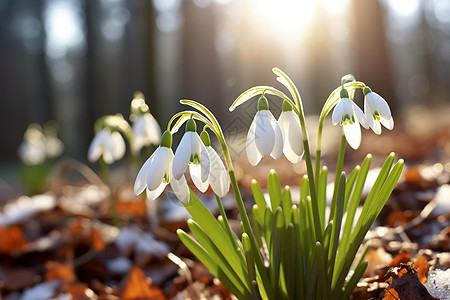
[252,179,269,215]
[268,170,282,209]
[339,261,368,300]
[285,223,296,300]
[181,191,249,290]
[282,186,293,227]
[315,242,329,300]
[242,233,258,299]
[318,166,328,231]
[177,229,246,299]
[270,207,285,299]
[187,220,250,295]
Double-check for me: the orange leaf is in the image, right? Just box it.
[0,226,28,254]
[45,261,76,285]
[121,266,166,300]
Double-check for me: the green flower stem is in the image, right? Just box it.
[99,158,119,227]
[314,116,325,191]
[329,134,346,224]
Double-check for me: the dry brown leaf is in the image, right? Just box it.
[120,266,166,300]
[45,261,77,285]
[0,226,28,254]
[0,267,36,291]
[383,264,438,300]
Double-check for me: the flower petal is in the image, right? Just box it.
[364,98,375,129]
[111,131,126,160]
[189,163,209,192]
[196,133,211,183]
[269,112,283,159]
[278,111,303,163]
[146,181,168,201]
[145,114,162,145]
[371,119,382,135]
[246,116,262,166]
[147,147,173,191]
[332,99,345,125]
[343,121,361,150]
[134,147,158,195]
[351,101,369,129]
[380,116,394,130]
[88,130,107,162]
[370,92,392,120]
[255,110,275,156]
[172,132,194,180]
[170,169,190,204]
[207,146,230,197]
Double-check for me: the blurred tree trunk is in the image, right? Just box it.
[352,0,397,111]
[181,1,224,117]
[123,0,158,119]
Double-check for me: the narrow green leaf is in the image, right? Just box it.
[268,170,282,209]
[270,207,285,299]
[318,166,328,231]
[328,173,346,282]
[242,233,259,299]
[339,261,368,300]
[315,242,329,300]
[187,220,249,294]
[285,223,296,300]
[182,191,249,289]
[282,186,293,227]
[177,229,247,299]
[291,205,305,299]
[252,179,269,214]
[344,166,360,212]
[251,205,264,248]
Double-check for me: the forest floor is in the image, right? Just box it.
[0,105,449,299]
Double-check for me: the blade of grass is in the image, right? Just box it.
[268,170,282,209]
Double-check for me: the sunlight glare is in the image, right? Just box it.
[253,0,316,34]
[386,0,419,17]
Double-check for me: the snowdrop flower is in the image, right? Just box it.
[172,117,211,191]
[246,96,283,166]
[278,100,303,163]
[18,124,50,165]
[363,87,394,134]
[332,88,369,150]
[88,129,126,164]
[190,131,230,197]
[132,113,161,152]
[134,131,189,203]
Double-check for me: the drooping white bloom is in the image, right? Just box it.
[331,91,369,150]
[363,88,394,135]
[246,96,283,166]
[277,101,303,163]
[18,139,47,165]
[88,129,126,164]
[18,123,64,165]
[132,114,161,152]
[190,131,230,197]
[172,118,211,193]
[134,131,190,203]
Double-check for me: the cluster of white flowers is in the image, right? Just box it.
[134,118,230,203]
[18,123,64,165]
[87,92,161,165]
[246,96,304,166]
[332,87,394,149]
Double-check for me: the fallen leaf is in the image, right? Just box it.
[383,264,438,300]
[120,266,166,300]
[0,226,28,254]
[45,261,76,285]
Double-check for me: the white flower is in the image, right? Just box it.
[18,140,46,165]
[190,131,230,197]
[364,88,394,135]
[134,131,190,203]
[246,97,283,166]
[132,114,161,152]
[88,129,126,164]
[172,118,211,193]
[332,93,369,150]
[277,102,303,163]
